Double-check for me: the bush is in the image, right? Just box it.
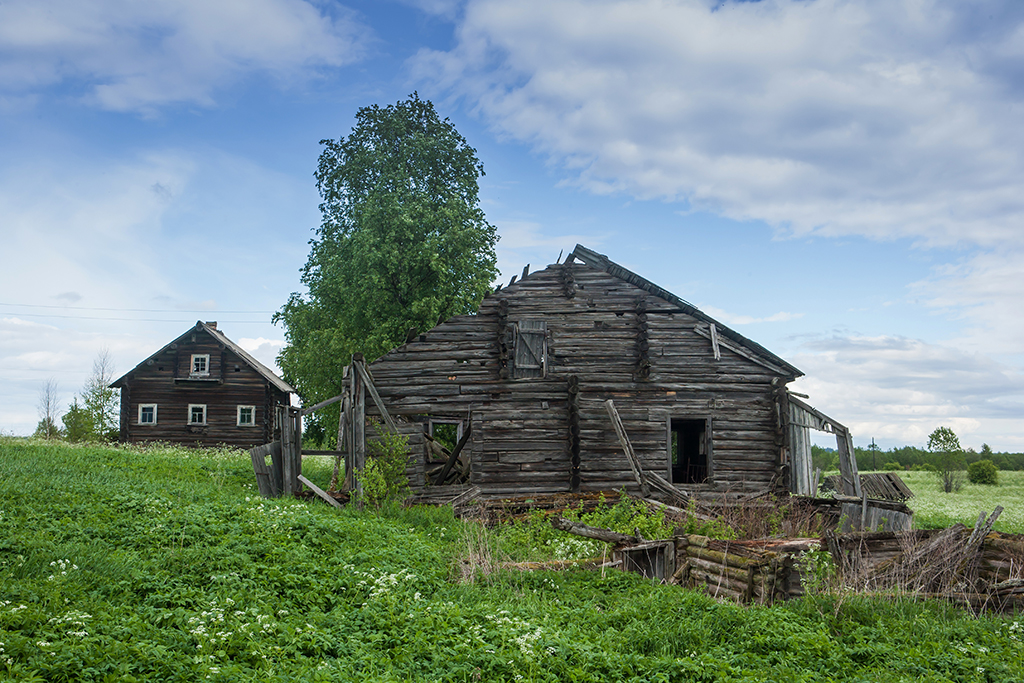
[911,463,937,472]
[882,461,902,471]
[968,459,999,486]
[362,423,410,507]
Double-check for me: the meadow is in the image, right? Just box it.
[2,439,1023,682]
[897,470,1024,533]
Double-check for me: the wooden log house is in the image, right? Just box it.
[364,245,861,500]
[111,321,294,448]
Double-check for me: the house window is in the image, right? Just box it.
[513,320,546,378]
[188,404,207,425]
[668,418,711,484]
[191,354,210,376]
[237,405,255,426]
[138,404,157,425]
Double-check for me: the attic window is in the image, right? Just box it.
[513,320,546,379]
[191,354,210,376]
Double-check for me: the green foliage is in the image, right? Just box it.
[3,439,1023,682]
[274,94,499,445]
[32,417,60,439]
[361,424,411,508]
[882,461,902,471]
[928,426,966,493]
[794,542,837,595]
[968,459,999,486]
[61,398,93,443]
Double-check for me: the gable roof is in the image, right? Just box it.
[111,321,295,393]
[568,244,803,379]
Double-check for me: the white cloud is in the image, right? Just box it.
[0,0,367,112]
[912,248,1024,358]
[237,337,286,376]
[701,305,802,326]
[415,0,1024,247]
[790,333,1024,450]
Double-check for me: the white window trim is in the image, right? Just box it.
[190,354,210,377]
[188,404,207,425]
[237,405,256,427]
[138,404,158,425]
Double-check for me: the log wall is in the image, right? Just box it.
[368,263,795,496]
[118,328,291,448]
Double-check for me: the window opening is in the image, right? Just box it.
[138,404,157,425]
[189,404,207,425]
[191,354,210,376]
[237,405,255,426]
[670,418,709,484]
[430,421,461,453]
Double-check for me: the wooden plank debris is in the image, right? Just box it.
[298,474,344,510]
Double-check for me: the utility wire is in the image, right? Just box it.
[1,312,273,323]
[0,302,275,313]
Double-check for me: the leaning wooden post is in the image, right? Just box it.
[605,399,651,498]
[280,405,296,496]
[352,354,367,500]
[291,406,302,482]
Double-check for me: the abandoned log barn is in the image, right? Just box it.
[111,321,294,448]
[363,245,861,499]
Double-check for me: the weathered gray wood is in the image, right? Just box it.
[352,355,366,499]
[434,423,472,486]
[298,474,344,510]
[279,406,296,496]
[355,359,398,433]
[551,516,641,544]
[250,442,280,498]
[300,393,345,415]
[604,399,650,497]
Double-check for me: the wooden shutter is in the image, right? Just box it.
[513,320,546,378]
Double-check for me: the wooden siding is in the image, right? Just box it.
[367,262,793,496]
[118,328,290,448]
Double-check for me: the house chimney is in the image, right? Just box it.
[206,321,217,329]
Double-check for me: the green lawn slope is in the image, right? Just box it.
[1,439,1022,682]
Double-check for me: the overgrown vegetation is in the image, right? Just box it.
[3,438,1023,681]
[361,423,411,508]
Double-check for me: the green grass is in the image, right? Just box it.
[3,438,1024,682]
[869,470,1024,533]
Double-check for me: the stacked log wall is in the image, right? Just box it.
[120,330,290,448]
[367,263,792,495]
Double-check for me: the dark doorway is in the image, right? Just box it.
[670,418,708,484]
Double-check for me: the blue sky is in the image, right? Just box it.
[2,0,1022,451]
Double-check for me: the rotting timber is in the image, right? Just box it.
[250,244,909,533]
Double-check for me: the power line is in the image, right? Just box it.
[1,312,273,323]
[0,302,276,313]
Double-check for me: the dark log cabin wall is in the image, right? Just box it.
[115,324,292,448]
[368,249,801,498]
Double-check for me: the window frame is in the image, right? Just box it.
[188,404,207,425]
[237,405,256,427]
[138,404,158,425]
[190,354,210,377]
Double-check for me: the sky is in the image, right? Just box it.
[1,0,1022,452]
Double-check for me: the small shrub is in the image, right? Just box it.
[361,423,410,508]
[882,462,902,471]
[911,463,937,473]
[967,459,999,486]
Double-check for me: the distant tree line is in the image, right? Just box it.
[813,438,1023,473]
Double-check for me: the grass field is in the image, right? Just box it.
[860,470,1024,533]
[2,439,1023,682]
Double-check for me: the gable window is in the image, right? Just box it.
[190,354,210,376]
[138,404,157,425]
[513,320,546,378]
[237,405,255,426]
[188,404,207,425]
[668,418,711,485]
